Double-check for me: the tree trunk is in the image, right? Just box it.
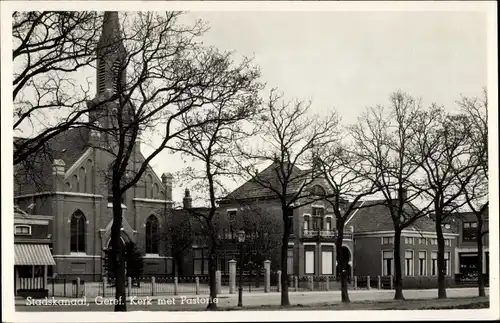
[111,187,127,311]
[280,207,290,307]
[393,228,405,300]
[435,210,447,299]
[476,216,485,297]
[255,266,261,288]
[336,224,350,303]
[206,224,218,310]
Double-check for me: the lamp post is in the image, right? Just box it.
[237,230,245,307]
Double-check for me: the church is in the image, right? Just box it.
[14,12,175,281]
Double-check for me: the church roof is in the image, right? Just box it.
[14,128,90,195]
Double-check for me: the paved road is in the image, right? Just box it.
[15,288,488,312]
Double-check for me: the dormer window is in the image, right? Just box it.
[15,225,31,235]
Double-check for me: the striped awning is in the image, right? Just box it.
[15,244,56,266]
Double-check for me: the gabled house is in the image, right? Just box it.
[218,161,355,277]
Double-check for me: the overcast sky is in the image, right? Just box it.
[10,9,489,206]
[142,10,487,205]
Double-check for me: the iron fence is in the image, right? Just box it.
[41,273,489,299]
[47,277,85,297]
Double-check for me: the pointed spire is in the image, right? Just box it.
[99,11,122,46]
[95,11,127,96]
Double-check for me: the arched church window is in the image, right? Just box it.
[70,210,86,253]
[86,159,93,193]
[145,215,159,254]
[73,174,79,192]
[79,167,86,193]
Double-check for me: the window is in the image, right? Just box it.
[70,210,86,253]
[14,225,31,235]
[382,237,394,245]
[305,250,315,274]
[405,237,414,245]
[444,239,451,247]
[303,216,310,231]
[287,248,294,275]
[326,217,332,231]
[429,238,438,245]
[405,250,414,276]
[383,251,393,276]
[312,207,324,230]
[73,174,79,192]
[444,252,450,276]
[463,222,477,241]
[431,252,438,275]
[419,238,426,245]
[194,248,208,275]
[312,185,326,197]
[79,167,86,193]
[321,250,333,275]
[418,251,427,276]
[228,210,237,239]
[145,215,159,254]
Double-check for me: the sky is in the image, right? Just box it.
[11,9,489,207]
[146,10,487,205]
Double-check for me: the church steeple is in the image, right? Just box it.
[96,11,127,97]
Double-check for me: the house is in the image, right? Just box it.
[13,12,174,280]
[218,162,355,278]
[444,209,489,279]
[14,206,56,297]
[162,189,271,277]
[347,199,459,284]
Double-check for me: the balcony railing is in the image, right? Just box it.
[302,229,354,240]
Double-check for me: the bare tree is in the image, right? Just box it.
[165,70,262,310]
[350,91,431,300]
[457,89,489,297]
[232,203,282,286]
[158,204,195,277]
[13,11,112,164]
[410,104,479,299]
[315,143,379,303]
[234,89,341,307]
[77,11,263,311]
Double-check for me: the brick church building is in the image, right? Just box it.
[14,12,174,280]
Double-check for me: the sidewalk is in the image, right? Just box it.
[15,287,488,307]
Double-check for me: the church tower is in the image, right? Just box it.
[88,11,129,130]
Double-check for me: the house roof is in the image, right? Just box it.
[348,199,455,234]
[15,128,90,195]
[222,161,310,201]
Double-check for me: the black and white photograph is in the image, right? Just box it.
[1,1,498,321]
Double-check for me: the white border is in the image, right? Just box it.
[2,1,498,322]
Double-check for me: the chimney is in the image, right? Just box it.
[161,172,173,201]
[52,159,66,191]
[183,189,192,209]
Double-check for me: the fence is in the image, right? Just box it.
[46,277,85,298]
[39,267,488,299]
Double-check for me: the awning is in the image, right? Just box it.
[15,244,56,266]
